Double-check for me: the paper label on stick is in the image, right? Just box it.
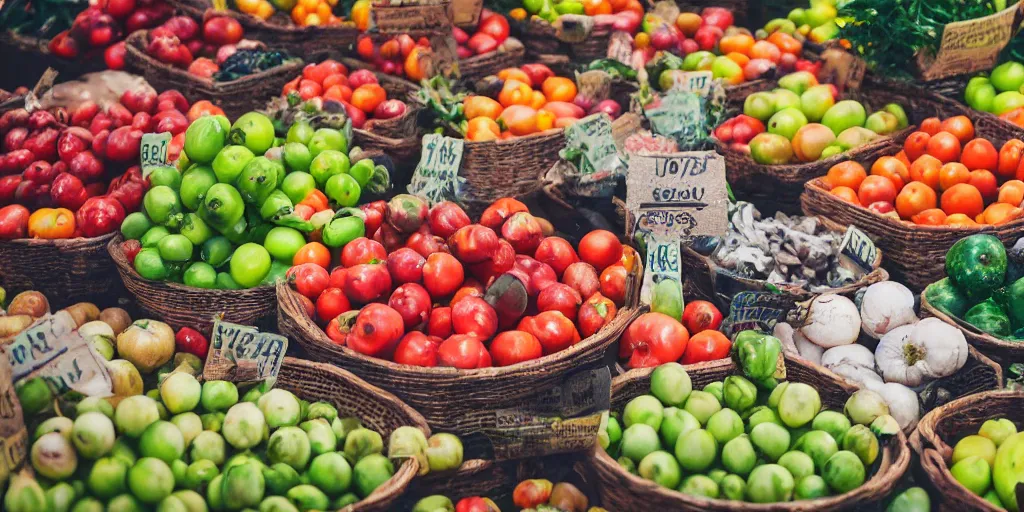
[140,132,172,177]
[607,31,634,65]
[665,71,714,96]
[626,151,728,241]
[918,2,1020,80]
[6,312,77,381]
[408,133,465,205]
[839,225,877,273]
[6,312,112,396]
[203,319,287,385]
[639,233,681,304]
[562,113,622,178]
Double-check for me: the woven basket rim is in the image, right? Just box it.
[920,293,1024,352]
[173,2,359,34]
[464,127,563,148]
[592,355,912,511]
[0,231,116,248]
[276,279,642,379]
[715,134,899,179]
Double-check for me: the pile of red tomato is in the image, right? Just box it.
[143,15,247,78]
[620,301,727,369]
[287,196,633,369]
[49,0,174,69]
[354,34,432,82]
[452,10,515,60]
[281,60,409,129]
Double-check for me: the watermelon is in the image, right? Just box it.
[964,298,1011,338]
[924,278,970,319]
[945,234,1007,302]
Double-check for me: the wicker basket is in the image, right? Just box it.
[277,357,429,512]
[169,2,359,60]
[682,216,889,312]
[458,38,526,84]
[277,263,643,460]
[722,75,973,215]
[108,235,277,333]
[921,73,1024,143]
[909,390,1024,512]
[921,294,1024,369]
[586,355,912,511]
[518,17,613,65]
[0,233,119,308]
[123,30,304,120]
[0,30,105,85]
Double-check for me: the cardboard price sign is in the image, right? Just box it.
[665,70,714,95]
[408,134,466,205]
[203,319,287,384]
[839,225,877,273]
[6,312,77,381]
[6,311,112,396]
[639,233,681,305]
[140,132,172,177]
[626,151,728,240]
[607,31,634,65]
[917,2,1021,80]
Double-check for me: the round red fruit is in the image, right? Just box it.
[393,332,440,367]
[387,247,426,284]
[599,264,628,306]
[536,283,581,320]
[287,263,329,299]
[343,263,393,304]
[316,287,351,324]
[533,237,578,277]
[490,331,543,367]
[437,335,492,369]
[428,201,471,238]
[388,283,432,330]
[347,304,405,358]
[451,296,498,340]
[341,237,387,267]
[423,253,464,298]
[578,230,623,271]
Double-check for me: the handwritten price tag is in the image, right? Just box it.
[840,226,877,272]
[203,319,287,384]
[6,312,77,381]
[140,132,172,177]
[640,233,681,304]
[408,134,465,205]
[562,113,621,177]
[626,151,728,241]
[721,291,795,338]
[666,70,713,95]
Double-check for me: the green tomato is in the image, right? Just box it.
[263,227,306,263]
[229,112,276,155]
[281,171,317,205]
[261,260,290,286]
[148,167,181,191]
[202,183,245,231]
[282,142,313,173]
[235,157,282,206]
[216,272,242,290]
[308,128,347,159]
[179,165,218,211]
[134,248,168,280]
[201,236,234,267]
[121,212,153,240]
[286,120,315,145]
[157,234,194,262]
[325,173,362,208]
[184,262,218,289]
[348,159,375,188]
[321,214,365,249]
[259,190,293,221]
[212,145,255,184]
[179,213,212,246]
[309,150,350,188]
[144,186,182,226]
[230,243,272,288]
[184,116,227,164]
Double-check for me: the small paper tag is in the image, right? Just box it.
[626,151,728,241]
[665,71,714,95]
[818,49,867,93]
[561,113,622,178]
[140,132,172,176]
[839,225,877,273]
[408,133,465,205]
[6,312,77,381]
[721,291,796,338]
[203,319,288,384]
[640,233,681,304]
[607,31,634,65]
[917,2,1021,81]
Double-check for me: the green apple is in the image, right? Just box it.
[800,85,835,122]
[990,61,1024,93]
[864,111,901,135]
[768,108,809,140]
[744,92,778,122]
[821,100,867,135]
[991,91,1024,115]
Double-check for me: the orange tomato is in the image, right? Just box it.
[350,83,386,113]
[508,7,527,20]
[498,79,534,108]
[767,31,802,55]
[634,32,651,50]
[919,117,942,136]
[961,138,998,171]
[1001,107,1024,128]
[894,150,912,169]
[323,84,352,102]
[316,3,332,21]
[826,161,867,189]
[719,34,755,56]
[622,0,644,15]
[895,182,937,219]
[981,202,1024,225]
[925,132,961,163]
[28,208,75,239]
[529,90,547,110]
[536,109,556,131]
[830,186,861,205]
[541,77,577,103]
[582,0,612,15]
[186,100,224,122]
[749,40,782,62]
[322,73,348,90]
[466,117,501,141]
[911,208,947,225]
[298,79,322,100]
[938,162,970,191]
[676,12,702,37]
[903,132,931,162]
[294,242,331,268]
[870,157,909,190]
[998,180,1024,205]
[498,105,539,136]
[909,154,942,189]
[945,213,978,227]
[858,175,897,206]
[997,139,1024,177]
[463,95,503,120]
[356,37,375,59]
[969,169,998,202]
[404,47,427,82]
[498,68,532,87]
[291,6,307,24]
[350,0,371,31]
[940,183,984,218]
[940,116,974,143]
[725,52,751,68]
[299,189,330,211]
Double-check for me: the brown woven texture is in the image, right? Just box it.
[723,76,971,215]
[0,30,106,81]
[909,390,1024,512]
[920,74,1024,143]
[108,235,277,333]
[123,30,304,119]
[170,2,359,60]
[521,18,612,63]
[921,294,1024,368]
[277,263,643,458]
[587,355,912,512]
[681,215,889,312]
[458,40,526,84]
[276,357,429,512]
[458,128,563,208]
[0,233,118,308]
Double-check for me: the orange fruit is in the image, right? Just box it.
[826,161,867,189]
[909,154,942,190]
[998,180,1024,205]
[940,183,985,218]
[895,182,938,220]
[938,162,970,191]
[830,186,861,206]
[944,213,978,227]
[998,139,1024,177]
[961,138,998,171]
[870,156,909,190]
[919,117,942,136]
[719,34,755,56]
[676,13,702,36]
[969,169,998,203]
[940,115,975,143]
[858,175,898,206]
[911,208,947,225]
[982,202,1024,225]
[926,131,962,163]
[904,131,931,162]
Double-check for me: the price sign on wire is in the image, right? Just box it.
[408,133,466,205]
[140,132,172,177]
[203,319,288,384]
[639,233,681,304]
[839,226,877,272]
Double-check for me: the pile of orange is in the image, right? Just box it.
[464,68,583,141]
[823,116,1024,227]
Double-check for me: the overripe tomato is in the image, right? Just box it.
[680,330,731,364]
[0,204,30,239]
[387,247,426,285]
[428,307,453,339]
[498,79,534,108]
[329,267,347,289]
[316,287,351,323]
[359,200,387,236]
[388,283,432,330]
[940,183,985,218]
[406,227,448,258]
[620,312,689,368]
[341,237,387,267]
[480,197,528,230]
[895,182,937,220]
[509,255,558,296]
[393,332,440,367]
[489,330,543,367]
[562,262,600,299]
[599,264,627,306]
[437,335,491,369]
[578,292,617,338]
[347,304,405,358]
[344,263,393,304]
[981,202,1023,225]
[423,253,465,298]
[533,237,579,277]
[294,241,331,268]
[287,263,330,299]
[28,207,75,239]
[681,300,722,334]
[451,296,498,339]
[536,283,582,320]
[449,224,499,263]
[961,138,998,171]
[518,311,580,355]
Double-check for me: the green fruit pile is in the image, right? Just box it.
[122,112,384,289]
[947,417,1023,510]
[4,374,406,512]
[965,62,1024,116]
[602,362,900,503]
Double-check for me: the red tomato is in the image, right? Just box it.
[501,212,543,254]
[681,300,723,334]
[490,330,543,366]
[578,230,623,271]
[578,292,617,338]
[561,262,600,299]
[316,287,351,324]
[328,267,347,289]
[429,201,471,239]
[346,304,405,358]
[438,335,492,369]
[533,236,579,277]
[405,227,449,258]
[386,247,425,285]
[480,197,528,230]
[536,283,582,321]
[393,332,440,367]
[599,264,627,306]
[455,496,501,512]
[620,312,689,368]
[287,263,329,299]
[388,283,432,330]
[451,297,499,340]
[680,330,731,364]
[478,13,510,43]
[451,279,485,306]
[428,307,454,339]
[448,224,499,263]
[341,237,387,267]
[467,239,515,285]
[423,253,465,298]
[343,263,393,304]
[518,311,581,355]
[509,255,559,297]
[359,200,387,236]
[325,314,350,345]
[0,204,30,239]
